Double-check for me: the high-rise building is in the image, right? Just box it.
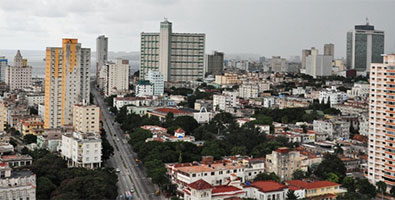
[324,43,335,60]
[140,19,205,82]
[145,70,164,96]
[73,104,100,134]
[5,50,32,91]
[346,21,384,71]
[367,54,395,186]
[301,48,314,69]
[0,57,7,82]
[271,56,288,73]
[305,48,332,78]
[205,51,224,75]
[100,59,129,96]
[96,35,108,84]
[44,39,90,128]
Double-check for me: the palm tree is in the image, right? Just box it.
[377,181,387,199]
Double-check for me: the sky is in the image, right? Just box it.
[0,0,394,59]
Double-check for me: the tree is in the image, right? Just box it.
[314,153,346,180]
[23,134,37,144]
[253,172,281,182]
[231,146,247,156]
[29,106,38,115]
[356,178,377,198]
[173,116,199,133]
[286,190,298,200]
[377,181,387,196]
[292,169,307,180]
[342,176,356,192]
[327,172,340,183]
[390,186,395,196]
[37,177,56,199]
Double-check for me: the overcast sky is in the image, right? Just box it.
[0,0,394,59]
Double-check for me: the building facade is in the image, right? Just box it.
[140,19,205,81]
[0,163,36,200]
[0,57,7,83]
[60,131,102,169]
[44,39,90,128]
[145,70,164,96]
[101,59,130,96]
[5,51,32,91]
[367,54,395,186]
[305,48,332,78]
[205,51,224,75]
[135,80,154,97]
[265,147,302,181]
[73,104,100,134]
[346,22,384,71]
[324,43,335,61]
[96,35,108,84]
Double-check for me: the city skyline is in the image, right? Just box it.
[0,0,394,58]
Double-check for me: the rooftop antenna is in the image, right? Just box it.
[366,17,369,25]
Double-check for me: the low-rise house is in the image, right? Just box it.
[285,180,345,199]
[265,147,303,181]
[183,178,246,200]
[341,157,361,173]
[0,162,36,200]
[0,132,14,154]
[60,131,102,169]
[113,96,152,110]
[148,108,194,121]
[313,119,350,139]
[167,156,265,196]
[0,154,32,168]
[145,128,195,143]
[243,181,289,200]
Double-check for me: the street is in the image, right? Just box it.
[91,84,162,200]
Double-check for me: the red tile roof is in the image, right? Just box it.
[188,179,214,190]
[154,108,192,115]
[212,185,243,194]
[286,180,339,190]
[175,128,185,133]
[248,181,288,193]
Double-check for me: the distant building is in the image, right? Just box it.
[271,56,288,73]
[213,91,237,112]
[0,163,36,200]
[205,51,224,75]
[0,56,7,82]
[0,101,6,132]
[145,70,164,96]
[301,48,315,69]
[96,35,108,84]
[324,43,335,60]
[100,59,130,96]
[238,84,259,99]
[73,104,100,134]
[140,19,205,81]
[60,131,102,169]
[305,48,332,78]
[346,21,384,71]
[135,80,153,97]
[5,50,32,91]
